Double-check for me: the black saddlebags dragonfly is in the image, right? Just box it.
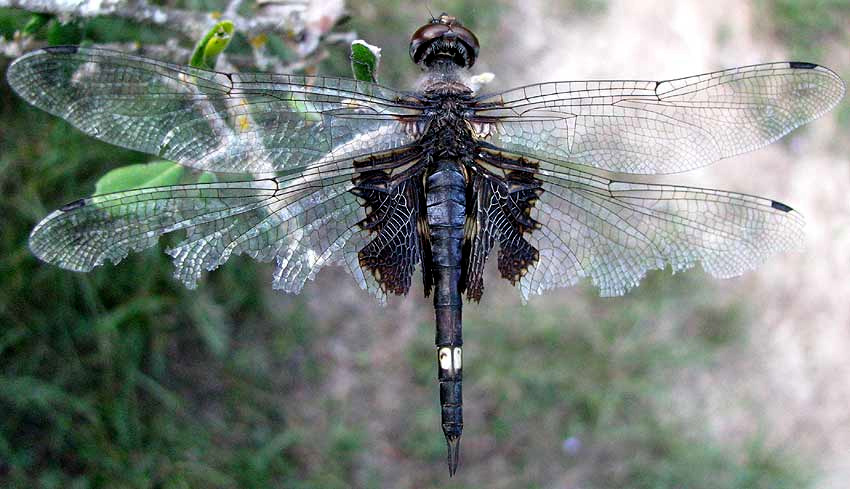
[7,13,845,475]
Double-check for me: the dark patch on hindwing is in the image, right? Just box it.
[460,155,542,301]
[417,175,435,297]
[352,152,430,296]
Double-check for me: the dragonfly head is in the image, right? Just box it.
[410,13,479,70]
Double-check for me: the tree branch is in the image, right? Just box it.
[1,0,348,77]
[0,0,309,40]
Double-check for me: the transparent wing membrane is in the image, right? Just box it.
[11,37,843,481]
[476,150,804,300]
[13,46,841,302]
[473,62,845,174]
[7,46,423,174]
[30,179,279,273]
[28,170,394,301]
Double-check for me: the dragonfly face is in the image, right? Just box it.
[6,13,845,477]
[410,13,480,68]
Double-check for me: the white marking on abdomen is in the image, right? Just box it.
[438,346,463,374]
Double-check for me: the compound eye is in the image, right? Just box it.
[409,23,450,63]
[450,25,480,61]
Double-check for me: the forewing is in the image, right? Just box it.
[7,46,423,174]
[29,166,400,302]
[473,62,845,174]
[473,150,804,300]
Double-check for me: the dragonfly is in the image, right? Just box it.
[7,13,845,476]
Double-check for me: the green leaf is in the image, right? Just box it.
[22,13,52,35]
[94,161,185,195]
[46,19,83,45]
[92,21,234,196]
[190,20,234,70]
[196,171,218,184]
[350,40,381,83]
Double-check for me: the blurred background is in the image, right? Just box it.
[1,0,848,488]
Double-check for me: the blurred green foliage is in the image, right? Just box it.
[0,1,822,488]
[0,85,366,486]
[0,8,361,487]
[21,13,51,36]
[756,0,850,59]
[402,272,809,488]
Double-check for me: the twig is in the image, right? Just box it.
[325,30,357,46]
[223,0,244,20]
[1,34,328,75]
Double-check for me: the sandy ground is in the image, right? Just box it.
[485,1,850,487]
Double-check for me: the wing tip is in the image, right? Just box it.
[789,61,846,100]
[770,200,794,213]
[60,198,89,211]
[9,46,79,77]
[788,61,819,70]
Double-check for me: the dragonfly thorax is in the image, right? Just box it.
[420,94,476,163]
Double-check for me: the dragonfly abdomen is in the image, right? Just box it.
[425,159,465,476]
